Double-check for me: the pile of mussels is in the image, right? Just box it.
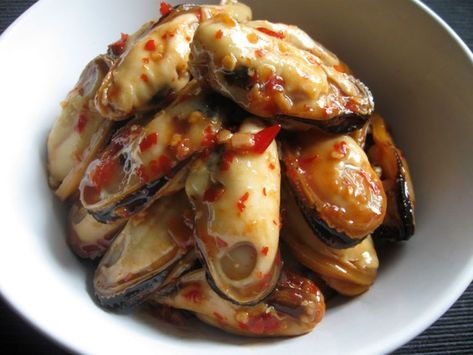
[47,1,415,337]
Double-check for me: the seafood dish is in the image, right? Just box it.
[46,0,415,337]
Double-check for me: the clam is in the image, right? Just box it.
[47,55,114,200]
[80,81,227,223]
[151,268,325,337]
[94,191,195,309]
[282,129,387,248]
[367,114,416,241]
[282,189,378,296]
[185,118,282,305]
[95,1,252,120]
[67,199,126,259]
[189,17,373,133]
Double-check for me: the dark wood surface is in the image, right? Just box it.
[0,1,472,354]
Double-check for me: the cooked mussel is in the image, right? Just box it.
[246,20,350,71]
[80,82,226,223]
[190,17,373,133]
[185,118,282,305]
[282,129,386,248]
[367,114,416,241]
[95,2,252,120]
[47,55,114,200]
[94,191,195,309]
[67,199,125,259]
[282,189,378,296]
[151,268,325,337]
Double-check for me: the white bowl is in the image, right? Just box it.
[0,1,472,354]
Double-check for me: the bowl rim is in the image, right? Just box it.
[0,1,472,354]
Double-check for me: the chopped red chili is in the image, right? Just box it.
[201,125,216,148]
[333,64,346,73]
[142,57,150,64]
[75,113,88,134]
[139,133,158,152]
[91,159,118,188]
[261,246,269,256]
[140,73,149,82]
[160,1,172,16]
[237,192,250,213]
[144,39,156,51]
[333,141,348,156]
[220,150,235,171]
[346,98,358,112]
[215,30,223,39]
[262,187,267,196]
[252,124,281,154]
[215,237,228,248]
[255,49,264,58]
[203,182,225,203]
[268,162,276,170]
[109,33,129,56]
[256,27,285,39]
[182,287,203,303]
[213,312,226,325]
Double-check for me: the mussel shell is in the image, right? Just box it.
[189,18,373,134]
[282,129,387,248]
[367,114,416,241]
[94,192,194,309]
[185,118,282,306]
[151,268,325,337]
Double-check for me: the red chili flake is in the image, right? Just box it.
[140,73,149,82]
[333,141,348,156]
[215,29,223,39]
[142,57,150,64]
[215,237,228,248]
[182,287,203,303]
[272,219,278,226]
[237,192,250,213]
[221,150,235,171]
[203,182,225,203]
[255,49,265,58]
[333,64,346,73]
[256,27,285,39]
[252,124,281,154]
[299,154,319,168]
[346,98,358,112]
[237,321,249,330]
[261,246,269,256]
[307,55,319,65]
[139,133,158,152]
[268,162,276,170]
[265,75,284,93]
[160,1,172,16]
[303,104,312,112]
[213,312,226,325]
[91,159,118,188]
[262,187,267,196]
[75,112,88,133]
[144,39,156,51]
[109,33,129,56]
[185,35,191,42]
[201,125,216,148]
[246,313,280,334]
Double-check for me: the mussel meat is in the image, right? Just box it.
[94,191,195,309]
[151,268,325,336]
[81,81,227,223]
[47,55,114,200]
[282,129,386,248]
[190,17,373,133]
[185,118,282,305]
[282,189,378,296]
